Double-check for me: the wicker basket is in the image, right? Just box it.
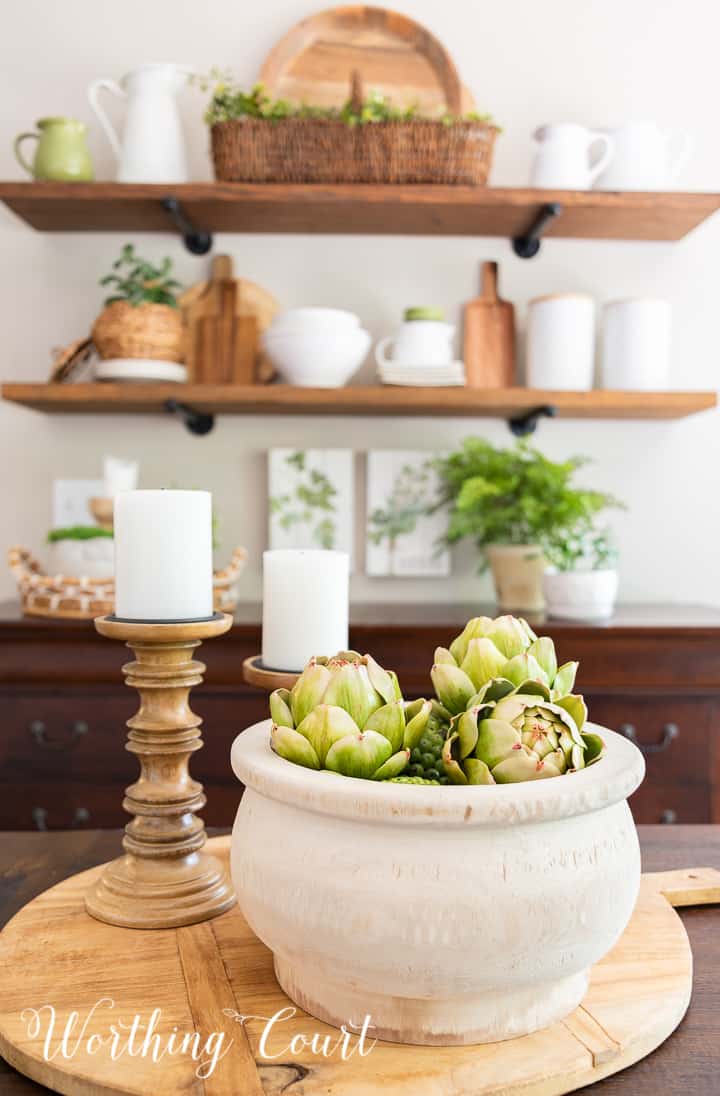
[211,116,498,186]
[9,546,248,620]
[92,300,185,363]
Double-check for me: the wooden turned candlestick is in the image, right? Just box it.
[86,613,236,929]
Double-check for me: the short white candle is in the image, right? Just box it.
[114,490,214,621]
[103,455,138,499]
[262,549,349,671]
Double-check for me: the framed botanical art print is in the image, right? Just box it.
[268,449,354,559]
[366,450,450,577]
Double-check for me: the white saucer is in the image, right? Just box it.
[94,359,188,384]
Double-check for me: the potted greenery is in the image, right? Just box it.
[543,527,619,619]
[92,244,184,363]
[46,525,114,578]
[434,439,621,611]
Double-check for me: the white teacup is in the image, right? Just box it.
[376,320,455,367]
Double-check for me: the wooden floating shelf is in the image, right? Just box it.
[0,182,718,240]
[1,383,716,420]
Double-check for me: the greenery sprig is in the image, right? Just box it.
[100,244,182,309]
[193,73,494,128]
[433,439,623,572]
[47,526,113,543]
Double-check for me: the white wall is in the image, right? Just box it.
[1,0,718,605]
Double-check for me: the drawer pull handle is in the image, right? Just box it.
[660,809,678,824]
[29,719,89,750]
[32,806,90,830]
[619,722,679,754]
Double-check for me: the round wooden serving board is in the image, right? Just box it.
[0,837,717,1096]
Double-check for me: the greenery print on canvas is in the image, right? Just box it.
[269,449,353,555]
[366,451,449,577]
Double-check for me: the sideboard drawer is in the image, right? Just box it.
[586,694,719,823]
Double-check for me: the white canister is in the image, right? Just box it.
[600,299,671,390]
[526,295,595,390]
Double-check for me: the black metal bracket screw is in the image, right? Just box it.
[160,196,213,255]
[508,404,557,437]
[164,398,215,436]
[512,202,563,259]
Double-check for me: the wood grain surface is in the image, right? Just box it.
[0,830,718,1095]
[463,261,516,387]
[0,183,718,240]
[1,383,716,421]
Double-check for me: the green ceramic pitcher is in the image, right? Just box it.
[14,117,94,181]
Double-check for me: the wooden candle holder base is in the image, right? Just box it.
[242,654,300,691]
[88,614,236,929]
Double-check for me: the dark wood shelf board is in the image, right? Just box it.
[0,183,718,240]
[1,383,716,420]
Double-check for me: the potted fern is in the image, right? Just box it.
[434,439,621,611]
[92,244,184,364]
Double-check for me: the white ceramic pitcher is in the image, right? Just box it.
[594,122,692,190]
[88,63,192,183]
[531,124,614,189]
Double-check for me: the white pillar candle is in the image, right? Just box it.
[114,490,214,621]
[262,549,349,671]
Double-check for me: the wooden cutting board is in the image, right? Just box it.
[180,256,278,384]
[260,5,475,115]
[0,842,717,1096]
[463,261,516,388]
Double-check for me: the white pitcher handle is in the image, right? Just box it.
[88,78,126,163]
[669,131,693,181]
[374,335,395,369]
[587,132,615,184]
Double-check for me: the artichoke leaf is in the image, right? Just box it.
[289,663,332,726]
[500,653,549,690]
[492,746,560,783]
[271,724,321,769]
[364,700,405,753]
[296,704,359,766]
[581,731,605,765]
[323,662,381,727]
[403,699,432,751]
[556,693,588,733]
[433,646,456,666]
[441,733,469,785]
[528,637,558,683]
[431,663,476,715]
[365,653,398,705]
[269,688,294,728]
[464,758,495,785]
[475,718,522,769]
[552,661,578,699]
[325,729,393,780]
[485,616,532,659]
[461,637,508,690]
[455,707,481,759]
[372,748,411,781]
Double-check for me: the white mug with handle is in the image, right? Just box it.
[531,124,615,189]
[594,122,692,190]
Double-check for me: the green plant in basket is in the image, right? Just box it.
[99,244,182,308]
[269,651,432,780]
[47,525,113,543]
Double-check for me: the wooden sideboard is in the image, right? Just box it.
[1,601,719,830]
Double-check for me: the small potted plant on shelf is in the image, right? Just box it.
[230,615,644,1046]
[433,438,621,611]
[92,244,184,364]
[542,526,619,620]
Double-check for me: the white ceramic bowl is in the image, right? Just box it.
[231,721,644,1046]
[262,328,371,387]
[543,569,619,620]
[268,308,360,335]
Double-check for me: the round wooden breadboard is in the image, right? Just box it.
[0,837,717,1096]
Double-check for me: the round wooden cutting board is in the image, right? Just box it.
[0,837,717,1096]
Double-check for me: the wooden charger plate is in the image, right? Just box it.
[0,838,717,1094]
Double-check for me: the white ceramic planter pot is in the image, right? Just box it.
[543,569,619,620]
[231,722,644,1046]
[47,537,114,579]
[486,543,546,612]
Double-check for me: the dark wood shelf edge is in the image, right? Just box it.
[1,383,716,420]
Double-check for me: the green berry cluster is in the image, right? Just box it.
[389,776,442,785]
[406,721,450,784]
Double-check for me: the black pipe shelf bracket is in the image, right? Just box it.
[508,404,557,437]
[512,202,563,258]
[164,398,215,436]
[160,196,213,255]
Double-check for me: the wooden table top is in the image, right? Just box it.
[0,826,717,1094]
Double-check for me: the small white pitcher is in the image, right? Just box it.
[375,317,455,367]
[531,124,614,189]
[88,63,192,182]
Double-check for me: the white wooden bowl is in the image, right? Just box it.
[230,721,644,1046]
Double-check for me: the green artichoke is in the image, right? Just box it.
[431,614,578,714]
[442,691,605,785]
[269,651,431,781]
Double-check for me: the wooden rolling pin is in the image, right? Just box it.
[463,262,516,388]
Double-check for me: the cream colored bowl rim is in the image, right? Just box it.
[231,721,645,827]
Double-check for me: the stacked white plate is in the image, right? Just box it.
[377,361,466,387]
